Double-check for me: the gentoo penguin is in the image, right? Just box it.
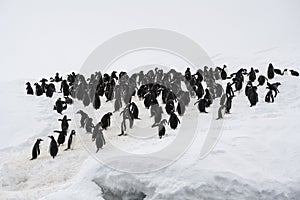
[216,105,226,120]
[152,119,167,139]
[203,89,213,107]
[195,99,208,113]
[54,129,67,146]
[85,117,94,133]
[58,115,71,131]
[274,68,287,76]
[247,86,258,107]
[76,110,89,128]
[265,90,274,103]
[129,102,140,119]
[34,83,43,96]
[54,98,67,114]
[267,63,275,79]
[216,65,228,80]
[92,122,102,141]
[165,99,175,115]
[168,112,180,130]
[257,75,268,86]
[48,136,58,159]
[290,69,299,77]
[248,67,256,82]
[93,93,101,110]
[30,138,43,160]
[176,100,186,116]
[95,129,106,153]
[100,112,112,130]
[26,82,34,95]
[64,130,76,151]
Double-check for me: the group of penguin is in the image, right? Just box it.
[27,64,299,160]
[27,72,78,160]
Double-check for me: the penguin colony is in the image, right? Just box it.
[27,64,299,160]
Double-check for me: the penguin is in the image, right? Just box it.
[195,99,208,113]
[248,86,258,107]
[265,90,274,103]
[248,67,256,82]
[30,138,43,160]
[290,69,299,77]
[225,96,233,113]
[45,83,56,98]
[85,117,94,133]
[76,110,89,128]
[267,63,275,79]
[216,105,226,120]
[34,83,43,96]
[257,75,268,86]
[165,99,175,115]
[216,65,228,80]
[100,112,112,130]
[168,112,180,130]
[176,100,186,116]
[152,119,167,139]
[274,68,287,76]
[65,130,76,151]
[226,82,234,98]
[54,129,67,146]
[92,122,102,141]
[266,82,281,97]
[83,91,90,107]
[153,106,163,126]
[129,102,140,119]
[54,98,67,114]
[58,115,71,131]
[60,80,70,97]
[119,105,134,136]
[204,88,213,107]
[26,82,34,95]
[48,135,58,159]
[95,129,106,153]
[93,93,101,110]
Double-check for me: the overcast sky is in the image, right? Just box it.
[1,0,300,81]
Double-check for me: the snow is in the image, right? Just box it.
[1,47,300,199]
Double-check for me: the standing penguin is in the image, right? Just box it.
[48,136,58,159]
[93,93,101,110]
[85,117,94,133]
[194,99,208,113]
[65,130,76,151]
[95,129,106,153]
[267,63,275,79]
[30,138,43,160]
[168,112,180,130]
[76,110,89,128]
[248,86,258,107]
[34,83,43,96]
[58,115,71,131]
[26,82,34,95]
[100,112,113,130]
[54,129,67,146]
[129,102,140,119]
[54,98,67,114]
[152,119,167,139]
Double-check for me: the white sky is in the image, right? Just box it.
[0,0,300,80]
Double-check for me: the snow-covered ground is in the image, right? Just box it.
[0,44,300,199]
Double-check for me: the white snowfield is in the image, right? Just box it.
[1,51,300,199]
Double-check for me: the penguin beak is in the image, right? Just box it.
[48,136,51,138]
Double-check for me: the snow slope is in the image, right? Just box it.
[1,48,300,199]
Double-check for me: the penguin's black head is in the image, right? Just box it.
[48,135,54,140]
[71,130,76,135]
[76,110,82,114]
[108,112,113,116]
[37,138,43,142]
[26,82,31,85]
